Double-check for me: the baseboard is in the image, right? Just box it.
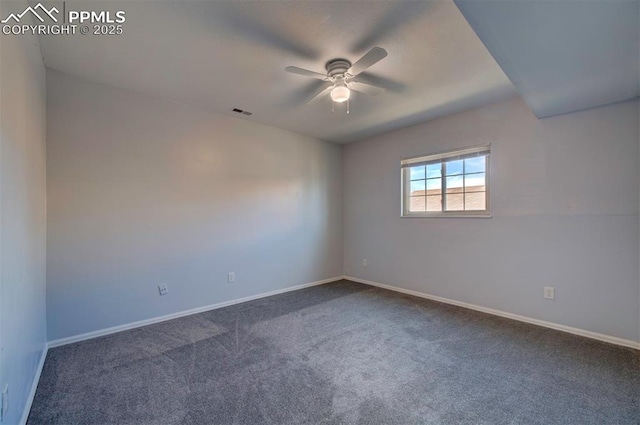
[346,276,640,350]
[48,276,345,348]
[19,343,48,425]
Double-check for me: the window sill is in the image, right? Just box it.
[401,212,492,219]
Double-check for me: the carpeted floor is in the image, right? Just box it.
[28,280,640,424]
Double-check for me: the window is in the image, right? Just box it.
[401,145,490,217]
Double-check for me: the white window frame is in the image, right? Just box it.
[401,144,491,218]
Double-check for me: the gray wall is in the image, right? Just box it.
[46,70,343,341]
[343,97,640,342]
[0,1,48,423]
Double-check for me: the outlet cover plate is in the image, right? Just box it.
[158,284,169,296]
[544,286,555,300]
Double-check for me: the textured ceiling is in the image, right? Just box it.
[455,0,640,119]
[35,0,516,143]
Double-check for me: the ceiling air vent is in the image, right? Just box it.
[231,108,253,116]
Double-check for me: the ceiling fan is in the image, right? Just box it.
[285,47,388,112]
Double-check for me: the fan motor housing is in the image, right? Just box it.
[325,59,351,78]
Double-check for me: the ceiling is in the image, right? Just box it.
[33,0,638,143]
[455,0,640,118]
[34,0,517,144]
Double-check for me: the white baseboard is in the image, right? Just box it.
[48,276,345,348]
[19,343,48,425]
[346,276,640,350]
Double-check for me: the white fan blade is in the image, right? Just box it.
[285,66,327,80]
[306,82,332,104]
[352,72,404,92]
[348,47,387,76]
[350,81,384,96]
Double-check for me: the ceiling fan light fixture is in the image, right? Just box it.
[330,85,350,103]
[285,47,388,107]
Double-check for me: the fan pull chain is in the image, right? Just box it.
[330,100,350,114]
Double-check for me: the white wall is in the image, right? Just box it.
[46,70,343,341]
[0,1,48,423]
[344,97,640,342]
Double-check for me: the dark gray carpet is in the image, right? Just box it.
[28,280,639,424]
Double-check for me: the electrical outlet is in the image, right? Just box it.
[158,284,168,296]
[1,384,8,423]
[544,286,555,300]
[362,258,368,267]
[228,272,235,283]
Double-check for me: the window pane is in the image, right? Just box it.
[464,156,485,174]
[410,180,425,196]
[464,172,485,192]
[445,159,463,176]
[426,195,442,212]
[410,165,425,180]
[465,192,486,210]
[446,175,463,193]
[445,193,464,211]
[426,163,441,178]
[426,178,441,195]
[402,147,490,216]
[410,196,425,212]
